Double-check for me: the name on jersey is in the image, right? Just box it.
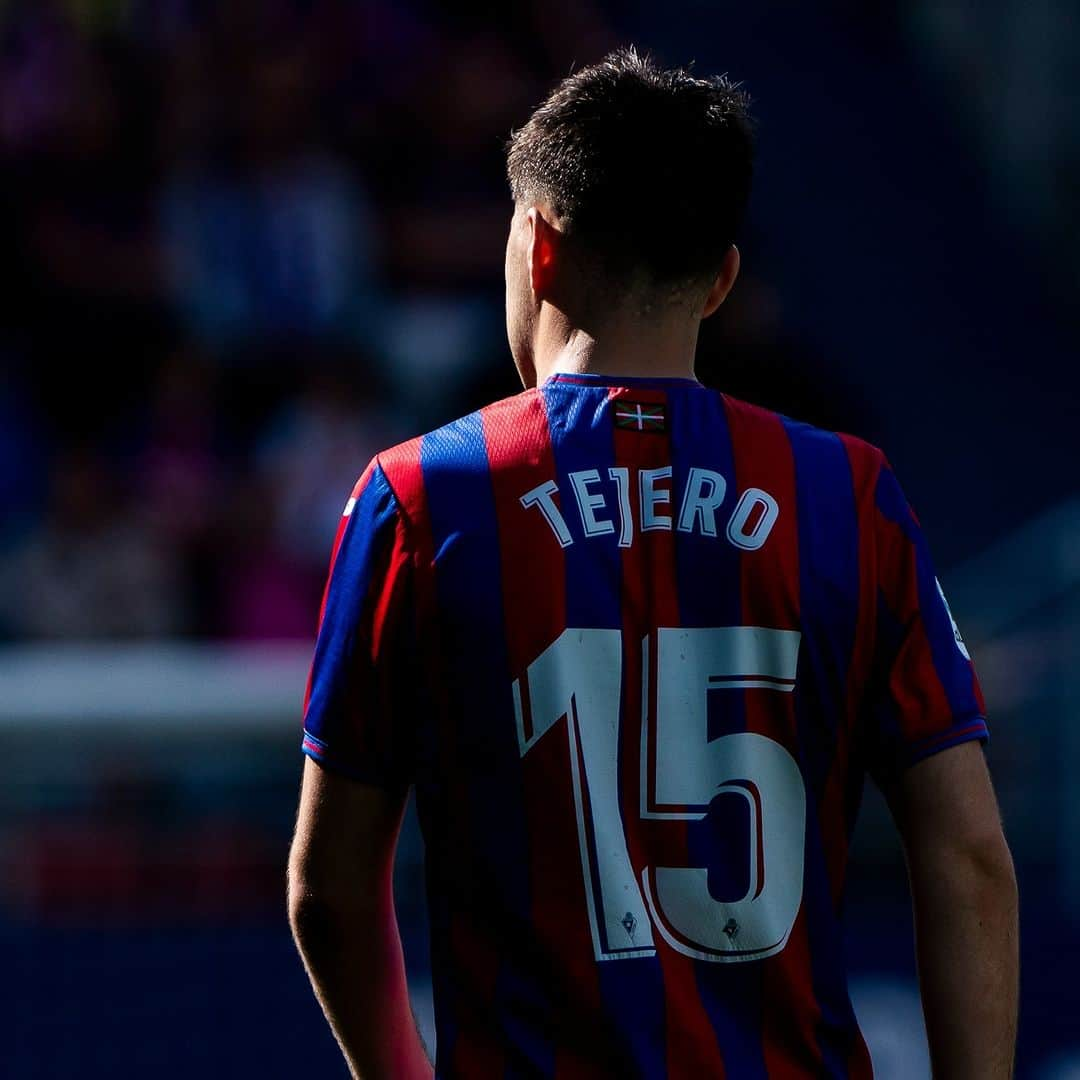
[520,467,779,551]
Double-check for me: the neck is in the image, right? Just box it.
[531,307,701,386]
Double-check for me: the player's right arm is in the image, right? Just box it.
[863,449,1018,1077]
[885,742,1018,1079]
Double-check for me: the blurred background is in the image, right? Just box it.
[1,0,1077,1076]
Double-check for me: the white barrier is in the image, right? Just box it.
[0,642,313,730]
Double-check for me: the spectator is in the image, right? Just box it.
[255,364,411,569]
[0,448,182,638]
[214,473,320,641]
[158,37,377,349]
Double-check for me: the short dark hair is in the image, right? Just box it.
[507,47,754,288]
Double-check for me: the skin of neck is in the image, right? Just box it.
[507,203,739,389]
[531,299,703,386]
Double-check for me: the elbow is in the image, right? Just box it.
[988,845,1019,918]
[287,862,317,945]
[287,870,396,982]
[287,854,382,948]
[287,873,354,960]
[286,871,315,942]
[932,828,1019,914]
[289,892,331,955]
[287,849,339,946]
[967,829,1017,898]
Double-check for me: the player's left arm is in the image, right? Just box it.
[288,758,432,1080]
[288,459,431,1079]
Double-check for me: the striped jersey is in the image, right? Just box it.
[301,372,988,1079]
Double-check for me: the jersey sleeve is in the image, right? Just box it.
[863,453,989,781]
[301,457,418,789]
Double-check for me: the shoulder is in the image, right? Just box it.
[720,390,888,499]
[368,388,542,519]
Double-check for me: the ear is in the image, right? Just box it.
[526,206,560,300]
[701,245,741,319]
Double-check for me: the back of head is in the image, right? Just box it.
[506,47,754,296]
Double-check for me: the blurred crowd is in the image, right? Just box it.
[0,0,861,641]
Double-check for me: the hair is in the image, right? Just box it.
[507,47,754,293]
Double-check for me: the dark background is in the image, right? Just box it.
[1,1,1077,1076]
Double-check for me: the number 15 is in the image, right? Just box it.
[512,627,806,964]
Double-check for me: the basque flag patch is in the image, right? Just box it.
[614,400,667,433]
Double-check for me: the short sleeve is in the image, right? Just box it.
[301,458,418,789]
[864,455,989,781]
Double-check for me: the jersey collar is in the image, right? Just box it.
[543,372,702,389]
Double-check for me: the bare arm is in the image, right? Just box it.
[288,757,433,1080]
[886,741,1018,1079]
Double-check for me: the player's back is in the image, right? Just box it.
[305,371,988,1078]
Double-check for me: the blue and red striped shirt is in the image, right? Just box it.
[302,372,988,1078]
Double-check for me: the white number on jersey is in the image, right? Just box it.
[512,627,806,964]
